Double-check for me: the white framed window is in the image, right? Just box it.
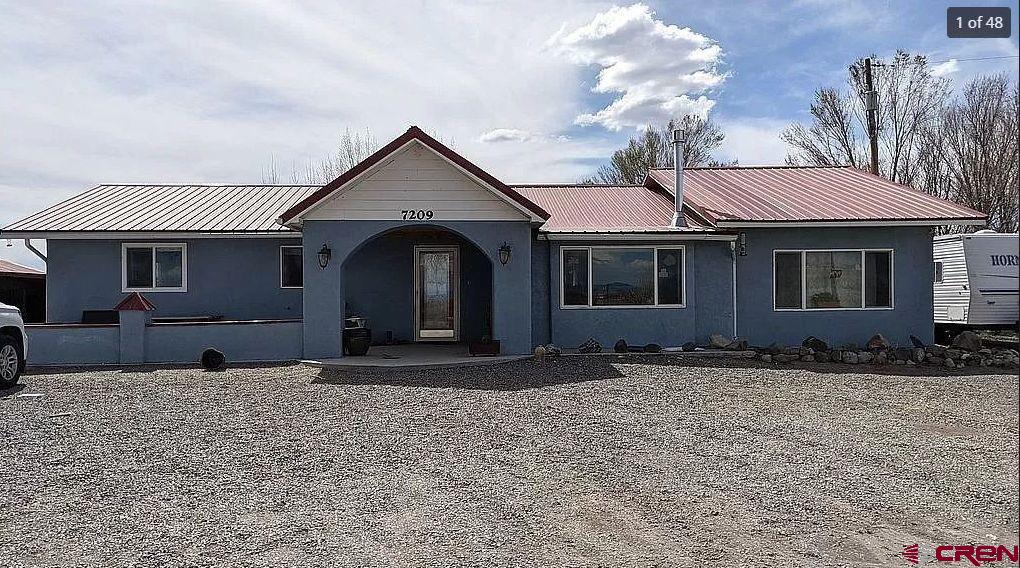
[773,249,893,311]
[280,246,303,288]
[560,245,685,309]
[122,243,187,292]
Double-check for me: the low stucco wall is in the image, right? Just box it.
[145,320,303,363]
[25,319,303,366]
[26,324,120,365]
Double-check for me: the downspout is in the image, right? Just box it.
[730,241,738,339]
[24,239,46,263]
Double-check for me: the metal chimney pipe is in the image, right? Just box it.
[672,128,685,227]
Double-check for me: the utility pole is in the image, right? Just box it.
[864,57,880,176]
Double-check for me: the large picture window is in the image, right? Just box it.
[773,249,893,310]
[122,243,186,292]
[561,246,684,308]
[280,246,303,288]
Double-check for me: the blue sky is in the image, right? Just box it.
[1,1,1017,268]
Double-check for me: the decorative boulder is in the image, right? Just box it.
[865,334,892,351]
[764,343,783,355]
[873,351,888,365]
[774,353,799,363]
[926,344,948,357]
[681,341,697,352]
[644,343,662,353]
[829,350,842,363]
[614,339,629,353]
[534,345,548,358]
[909,335,926,349]
[814,351,829,363]
[951,331,982,352]
[200,348,225,370]
[801,355,815,362]
[709,334,731,349]
[894,347,914,362]
[802,336,828,352]
[857,351,874,364]
[545,344,562,356]
[725,338,748,350]
[760,354,773,363]
[843,351,860,364]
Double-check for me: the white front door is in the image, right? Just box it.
[414,246,459,341]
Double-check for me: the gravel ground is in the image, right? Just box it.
[1,357,1017,567]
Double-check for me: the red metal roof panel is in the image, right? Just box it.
[646,166,987,224]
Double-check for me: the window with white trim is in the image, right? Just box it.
[280,246,303,288]
[774,249,893,310]
[561,246,685,308]
[122,244,186,292]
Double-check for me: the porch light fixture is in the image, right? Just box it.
[317,244,332,270]
[498,242,512,266]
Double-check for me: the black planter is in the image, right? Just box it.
[343,328,372,356]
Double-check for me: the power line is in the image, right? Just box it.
[872,54,1020,67]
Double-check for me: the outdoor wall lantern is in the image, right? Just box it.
[498,242,512,266]
[317,244,332,270]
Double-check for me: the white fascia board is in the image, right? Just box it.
[540,232,737,241]
[0,231,302,240]
[716,219,987,228]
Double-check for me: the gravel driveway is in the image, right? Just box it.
[1,357,1017,567]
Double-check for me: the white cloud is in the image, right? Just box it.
[479,128,533,143]
[548,3,725,131]
[715,117,791,165]
[931,59,960,77]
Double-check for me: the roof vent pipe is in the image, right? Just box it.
[672,128,686,227]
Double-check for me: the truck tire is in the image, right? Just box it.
[0,334,22,387]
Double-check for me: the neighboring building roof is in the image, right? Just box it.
[514,185,714,233]
[278,126,550,224]
[2,185,317,235]
[646,166,987,226]
[0,258,45,278]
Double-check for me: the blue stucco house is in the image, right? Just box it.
[2,127,987,364]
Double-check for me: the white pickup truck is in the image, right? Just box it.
[0,301,27,386]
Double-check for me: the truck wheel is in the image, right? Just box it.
[0,335,22,387]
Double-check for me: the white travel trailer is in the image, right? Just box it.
[933,231,1019,336]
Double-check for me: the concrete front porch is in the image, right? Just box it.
[307,343,527,369]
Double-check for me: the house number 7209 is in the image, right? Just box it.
[401,209,434,220]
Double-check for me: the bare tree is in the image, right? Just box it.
[785,51,950,186]
[587,115,726,184]
[261,128,378,184]
[940,76,1019,232]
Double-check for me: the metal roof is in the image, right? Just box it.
[514,185,715,233]
[0,258,44,277]
[2,185,317,234]
[646,166,987,225]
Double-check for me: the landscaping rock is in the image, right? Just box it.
[200,348,225,370]
[725,338,748,350]
[829,350,842,363]
[774,354,799,363]
[874,351,888,365]
[951,331,982,352]
[681,341,697,352]
[760,354,773,363]
[894,347,914,362]
[534,345,548,358]
[945,358,956,368]
[801,355,815,362]
[644,343,662,353]
[614,339,629,353]
[545,344,562,356]
[709,334,731,349]
[909,335,926,348]
[927,344,948,357]
[814,352,829,363]
[764,343,783,355]
[912,348,926,363]
[802,336,828,352]
[866,334,892,350]
[843,351,859,364]
[783,346,801,356]
[799,346,814,357]
[857,351,874,364]
[928,356,944,366]
[577,338,602,354]
[946,348,963,360]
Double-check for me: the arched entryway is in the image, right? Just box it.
[341,226,493,345]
